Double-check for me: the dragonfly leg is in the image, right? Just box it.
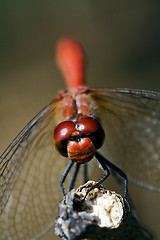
[60,160,74,195]
[83,163,88,183]
[83,153,110,200]
[69,163,80,191]
[95,151,130,211]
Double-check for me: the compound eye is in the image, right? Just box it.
[76,116,100,134]
[53,121,75,157]
[76,116,105,149]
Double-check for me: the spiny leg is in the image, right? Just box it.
[83,163,88,184]
[96,152,128,198]
[95,151,130,211]
[69,163,80,191]
[60,160,74,195]
[69,163,88,192]
[83,153,110,199]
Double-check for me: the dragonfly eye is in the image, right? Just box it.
[76,116,105,149]
[53,121,75,157]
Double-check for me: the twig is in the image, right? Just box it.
[55,181,154,240]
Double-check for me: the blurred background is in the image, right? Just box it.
[0,0,160,239]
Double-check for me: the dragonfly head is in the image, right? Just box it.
[53,116,105,163]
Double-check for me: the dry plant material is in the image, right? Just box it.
[74,181,124,229]
[55,181,153,240]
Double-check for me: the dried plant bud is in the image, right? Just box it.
[74,181,124,229]
[55,181,152,240]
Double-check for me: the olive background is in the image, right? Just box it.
[0,1,160,239]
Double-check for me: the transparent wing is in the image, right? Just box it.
[91,88,160,192]
[0,99,71,240]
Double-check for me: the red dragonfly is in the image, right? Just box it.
[0,37,160,240]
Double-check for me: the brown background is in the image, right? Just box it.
[0,1,160,239]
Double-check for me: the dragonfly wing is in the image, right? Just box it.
[91,88,160,192]
[0,99,69,240]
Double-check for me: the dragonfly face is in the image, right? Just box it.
[0,37,160,240]
[54,115,105,163]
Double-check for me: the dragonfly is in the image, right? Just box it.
[0,37,160,240]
